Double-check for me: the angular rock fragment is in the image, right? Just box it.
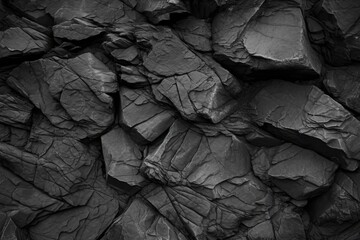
[119,87,175,144]
[0,26,51,63]
[134,0,188,24]
[141,119,251,188]
[0,123,29,148]
[0,138,121,240]
[0,166,67,228]
[0,212,29,240]
[252,143,338,200]
[324,65,360,114]
[0,81,33,128]
[271,205,307,240]
[118,65,149,87]
[173,16,212,52]
[101,126,148,192]
[309,0,360,65]
[141,182,272,239]
[135,24,243,123]
[250,80,360,170]
[111,45,139,65]
[212,0,322,79]
[7,52,117,138]
[53,18,104,42]
[101,198,187,240]
[308,170,360,237]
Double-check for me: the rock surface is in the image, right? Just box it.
[212,0,322,79]
[0,0,359,239]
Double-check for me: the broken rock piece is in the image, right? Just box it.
[101,126,148,192]
[0,27,51,63]
[7,52,117,138]
[141,119,251,188]
[250,80,360,170]
[135,24,243,123]
[212,0,322,79]
[101,198,187,240]
[324,64,360,114]
[119,86,175,144]
[252,143,338,200]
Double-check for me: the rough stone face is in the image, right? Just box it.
[134,0,188,24]
[173,16,212,52]
[53,18,104,42]
[141,119,252,188]
[135,24,243,123]
[250,80,360,170]
[0,212,29,240]
[252,143,338,200]
[101,198,187,240]
[308,170,360,238]
[101,126,148,192]
[324,64,360,114]
[4,0,144,26]
[1,0,360,239]
[0,27,51,62]
[119,86,175,144]
[308,0,360,65]
[7,52,117,138]
[212,0,322,79]
[0,81,33,128]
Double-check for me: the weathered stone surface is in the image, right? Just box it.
[119,86,175,144]
[53,18,104,42]
[0,212,29,240]
[134,0,188,24]
[0,27,51,62]
[101,126,148,192]
[4,0,144,26]
[0,166,67,228]
[1,0,360,239]
[0,138,121,240]
[324,64,360,114]
[0,81,33,128]
[308,170,360,237]
[212,0,322,79]
[7,52,117,138]
[252,143,338,200]
[250,80,360,170]
[271,205,307,240]
[308,0,360,65]
[135,24,243,123]
[141,182,272,240]
[0,123,29,148]
[141,119,251,188]
[174,16,212,52]
[101,198,187,240]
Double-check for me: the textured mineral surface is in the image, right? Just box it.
[0,0,359,239]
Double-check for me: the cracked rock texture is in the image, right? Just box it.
[0,0,359,239]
